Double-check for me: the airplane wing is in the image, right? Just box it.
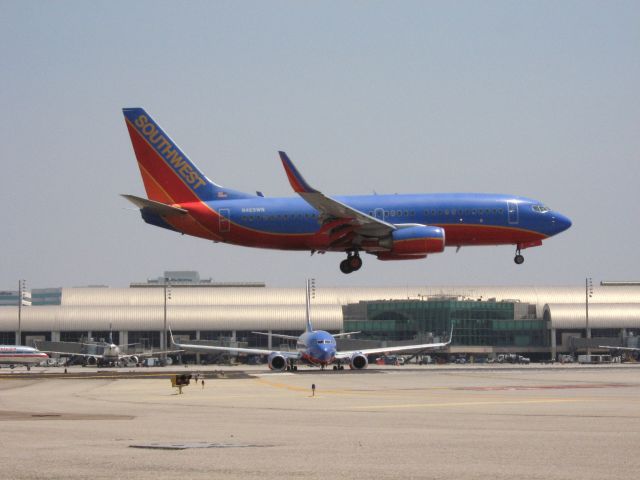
[170,331,300,359]
[119,349,183,359]
[334,329,453,360]
[598,345,640,351]
[279,151,396,238]
[38,350,103,358]
[37,349,182,359]
[332,331,361,338]
[251,331,299,341]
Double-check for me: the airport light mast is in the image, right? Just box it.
[585,277,593,355]
[163,278,172,364]
[17,279,28,345]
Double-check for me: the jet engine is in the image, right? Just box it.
[129,356,139,365]
[377,225,445,260]
[349,353,369,370]
[268,352,288,371]
[85,356,98,366]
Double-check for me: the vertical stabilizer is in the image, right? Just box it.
[122,108,254,204]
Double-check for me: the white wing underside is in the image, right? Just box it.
[169,341,301,360]
[335,340,450,360]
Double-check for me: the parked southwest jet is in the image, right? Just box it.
[122,108,572,273]
[170,280,452,371]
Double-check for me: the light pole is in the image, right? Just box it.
[17,279,26,345]
[163,278,172,364]
[585,277,593,355]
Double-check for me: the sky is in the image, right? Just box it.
[1,1,639,290]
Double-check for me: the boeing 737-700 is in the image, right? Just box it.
[170,281,452,371]
[122,108,571,273]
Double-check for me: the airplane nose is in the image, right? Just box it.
[552,213,572,233]
[320,346,334,362]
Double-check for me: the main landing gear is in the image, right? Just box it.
[514,247,525,265]
[340,251,362,274]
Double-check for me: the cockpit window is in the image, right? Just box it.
[532,204,551,213]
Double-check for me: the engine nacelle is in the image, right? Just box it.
[129,356,139,365]
[86,356,98,366]
[349,353,369,370]
[377,225,445,260]
[268,352,288,371]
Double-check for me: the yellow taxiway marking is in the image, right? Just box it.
[348,398,585,410]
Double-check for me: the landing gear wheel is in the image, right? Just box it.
[348,255,362,271]
[514,254,524,265]
[340,259,353,274]
[340,251,362,274]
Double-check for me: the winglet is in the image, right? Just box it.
[168,325,177,347]
[279,151,319,194]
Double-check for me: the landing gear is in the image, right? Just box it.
[339,251,362,274]
[514,247,524,265]
[332,364,345,371]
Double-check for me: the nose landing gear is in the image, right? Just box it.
[339,251,362,274]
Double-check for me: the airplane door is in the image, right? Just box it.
[507,201,519,225]
[374,208,385,221]
[219,208,230,233]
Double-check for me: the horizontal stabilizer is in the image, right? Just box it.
[121,194,187,216]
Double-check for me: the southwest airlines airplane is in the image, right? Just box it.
[169,280,452,371]
[122,108,571,273]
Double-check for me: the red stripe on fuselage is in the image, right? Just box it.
[441,224,546,246]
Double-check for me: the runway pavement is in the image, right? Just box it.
[1,364,639,479]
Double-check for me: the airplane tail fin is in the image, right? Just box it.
[122,108,254,204]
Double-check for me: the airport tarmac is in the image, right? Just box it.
[1,365,639,480]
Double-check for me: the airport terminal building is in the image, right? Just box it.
[1,273,640,360]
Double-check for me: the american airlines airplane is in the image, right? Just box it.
[122,108,572,273]
[0,345,48,370]
[170,281,452,371]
